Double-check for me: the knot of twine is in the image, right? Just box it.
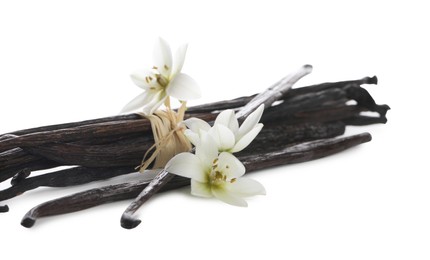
[138,103,191,172]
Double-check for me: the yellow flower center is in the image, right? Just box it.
[156,74,169,88]
[151,65,170,88]
[208,158,236,188]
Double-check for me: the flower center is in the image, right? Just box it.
[156,74,169,88]
[208,158,236,187]
[152,66,170,88]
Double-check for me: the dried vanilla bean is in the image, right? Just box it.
[0,166,135,202]
[0,70,387,223]
[1,76,375,138]
[262,84,389,125]
[21,117,346,167]
[241,133,372,170]
[0,85,350,176]
[0,75,377,141]
[187,76,377,113]
[343,84,389,116]
[21,133,371,228]
[261,88,348,123]
[23,136,153,167]
[0,70,389,229]
[0,160,59,183]
[343,115,388,125]
[0,121,345,204]
[6,114,142,136]
[239,121,346,155]
[0,120,152,153]
[0,148,56,171]
[0,86,386,183]
[10,168,31,186]
[0,75,381,169]
[0,78,389,175]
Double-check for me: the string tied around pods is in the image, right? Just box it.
[138,101,192,172]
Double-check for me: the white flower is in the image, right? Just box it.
[165,134,265,207]
[121,37,201,114]
[183,104,264,153]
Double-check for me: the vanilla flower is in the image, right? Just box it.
[165,134,265,207]
[184,104,264,153]
[121,38,201,114]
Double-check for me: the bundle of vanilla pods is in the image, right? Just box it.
[0,67,389,228]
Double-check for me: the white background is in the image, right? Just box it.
[0,1,429,259]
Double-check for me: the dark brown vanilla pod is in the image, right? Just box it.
[10,168,31,186]
[0,121,345,205]
[285,76,378,98]
[239,121,346,155]
[0,166,135,202]
[20,176,191,227]
[0,84,387,185]
[22,136,154,167]
[120,169,175,229]
[0,72,389,229]
[0,80,387,187]
[262,85,388,126]
[3,82,384,156]
[0,205,8,212]
[0,159,59,183]
[5,114,142,137]
[0,119,152,153]
[0,89,352,174]
[21,121,344,168]
[241,133,372,170]
[1,120,336,185]
[187,76,378,114]
[0,75,378,140]
[0,134,150,180]
[0,77,383,158]
[21,133,371,228]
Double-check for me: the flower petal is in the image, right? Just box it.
[237,104,264,140]
[191,179,212,198]
[214,109,239,135]
[212,188,248,207]
[143,91,167,115]
[184,129,201,147]
[195,133,218,167]
[120,91,155,113]
[165,152,206,182]
[130,70,159,90]
[183,117,211,133]
[208,124,235,151]
[153,37,172,78]
[166,73,201,101]
[231,123,263,153]
[229,178,266,197]
[218,152,245,178]
[171,43,188,78]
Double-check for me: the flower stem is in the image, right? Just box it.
[164,96,171,110]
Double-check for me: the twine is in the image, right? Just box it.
[138,102,192,172]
